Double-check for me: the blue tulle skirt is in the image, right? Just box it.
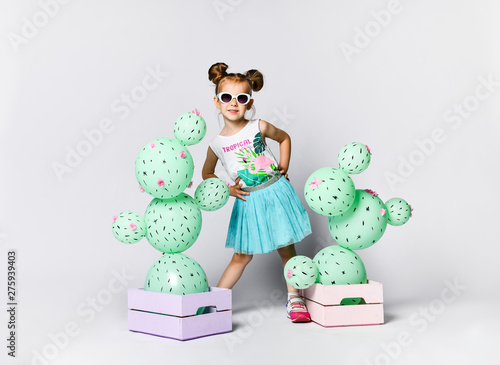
[225,176,312,254]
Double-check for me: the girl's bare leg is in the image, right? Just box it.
[217,253,253,289]
[277,244,299,294]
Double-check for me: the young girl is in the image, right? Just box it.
[202,62,312,323]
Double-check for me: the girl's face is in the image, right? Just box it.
[214,80,253,123]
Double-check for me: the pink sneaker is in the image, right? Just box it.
[286,296,311,323]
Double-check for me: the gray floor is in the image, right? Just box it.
[22,295,495,365]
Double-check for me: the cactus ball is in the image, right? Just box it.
[313,245,367,285]
[338,142,371,174]
[174,110,207,146]
[328,189,388,250]
[304,167,356,216]
[144,253,209,295]
[284,255,318,289]
[144,193,202,254]
[385,198,412,226]
[112,211,146,244]
[135,138,194,199]
[194,178,230,211]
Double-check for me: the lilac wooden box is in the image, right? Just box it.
[128,287,232,340]
[300,280,384,327]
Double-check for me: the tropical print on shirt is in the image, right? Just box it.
[209,119,280,187]
[234,132,279,186]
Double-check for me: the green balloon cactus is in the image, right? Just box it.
[328,189,388,250]
[285,142,412,291]
[144,193,202,253]
[337,142,371,174]
[195,178,230,212]
[304,167,356,216]
[144,253,209,295]
[284,256,318,289]
[112,211,147,244]
[313,245,367,285]
[174,110,207,146]
[112,110,229,297]
[135,137,194,200]
[385,198,412,226]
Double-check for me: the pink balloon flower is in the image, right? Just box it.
[309,177,323,190]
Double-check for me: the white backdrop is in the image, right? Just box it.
[1,1,499,364]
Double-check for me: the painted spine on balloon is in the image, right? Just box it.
[284,142,412,292]
[111,110,230,295]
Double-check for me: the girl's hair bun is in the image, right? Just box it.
[208,62,264,94]
[245,69,264,92]
[208,62,229,85]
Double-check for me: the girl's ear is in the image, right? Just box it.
[214,96,220,109]
[246,99,254,110]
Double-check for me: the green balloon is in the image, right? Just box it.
[135,138,194,199]
[144,253,209,295]
[112,211,146,244]
[385,198,412,226]
[328,189,388,250]
[313,245,367,285]
[174,111,207,146]
[304,167,356,217]
[144,193,202,253]
[338,142,371,174]
[194,178,230,211]
[284,256,318,289]
[339,298,364,305]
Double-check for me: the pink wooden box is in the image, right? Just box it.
[300,280,384,327]
[128,287,232,341]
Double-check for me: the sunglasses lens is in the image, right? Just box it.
[237,94,249,105]
[220,93,232,103]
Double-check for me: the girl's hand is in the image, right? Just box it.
[278,166,289,181]
[230,177,250,201]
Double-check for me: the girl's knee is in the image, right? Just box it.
[277,244,296,259]
[232,253,253,265]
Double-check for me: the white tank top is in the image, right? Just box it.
[209,119,280,188]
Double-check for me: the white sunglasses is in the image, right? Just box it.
[216,92,253,105]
